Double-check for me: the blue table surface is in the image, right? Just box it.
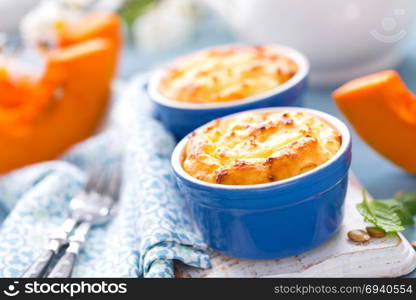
[1,13,415,277]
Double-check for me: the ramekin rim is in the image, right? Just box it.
[171,106,351,190]
[147,43,310,110]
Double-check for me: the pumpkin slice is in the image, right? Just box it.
[0,67,52,135]
[58,12,121,45]
[57,11,121,77]
[333,70,416,173]
[0,39,114,173]
[57,12,123,74]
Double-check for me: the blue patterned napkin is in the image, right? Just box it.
[0,75,211,278]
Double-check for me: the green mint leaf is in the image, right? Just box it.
[356,190,405,233]
[392,192,416,215]
[381,198,414,226]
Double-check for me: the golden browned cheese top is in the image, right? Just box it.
[183,111,342,185]
[158,45,298,103]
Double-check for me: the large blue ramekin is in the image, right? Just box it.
[171,107,352,260]
[148,44,309,139]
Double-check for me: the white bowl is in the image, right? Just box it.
[205,0,416,86]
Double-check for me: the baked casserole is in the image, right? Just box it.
[158,45,298,103]
[182,111,341,185]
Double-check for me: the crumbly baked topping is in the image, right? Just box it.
[183,111,341,185]
[159,45,298,103]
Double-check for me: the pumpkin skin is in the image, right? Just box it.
[0,13,121,173]
[333,70,416,173]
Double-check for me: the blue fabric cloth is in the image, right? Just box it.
[0,75,210,277]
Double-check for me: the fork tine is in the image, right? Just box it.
[84,167,100,192]
[85,166,108,193]
[103,163,122,200]
[84,162,122,200]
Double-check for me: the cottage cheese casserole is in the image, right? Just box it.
[158,45,299,103]
[182,111,342,185]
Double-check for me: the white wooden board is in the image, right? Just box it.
[176,175,416,277]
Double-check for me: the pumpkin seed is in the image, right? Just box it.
[366,226,386,238]
[347,229,370,242]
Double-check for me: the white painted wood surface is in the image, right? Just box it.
[176,175,416,277]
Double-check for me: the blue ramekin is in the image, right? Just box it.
[171,107,352,260]
[148,44,309,139]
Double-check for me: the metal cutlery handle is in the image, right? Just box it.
[47,252,77,278]
[48,222,91,278]
[21,219,76,278]
[21,249,55,278]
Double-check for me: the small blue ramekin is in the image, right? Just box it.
[148,44,309,139]
[171,107,352,260]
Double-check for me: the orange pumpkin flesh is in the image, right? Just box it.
[333,70,416,173]
[0,13,121,173]
[0,39,114,173]
[57,11,121,78]
[0,68,52,136]
[58,12,122,48]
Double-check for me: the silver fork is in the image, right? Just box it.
[21,164,122,278]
